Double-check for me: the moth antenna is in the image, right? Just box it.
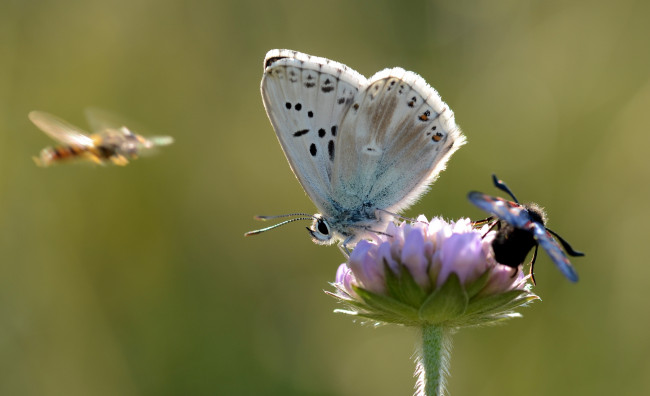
[492,174,520,203]
[245,217,314,236]
[545,227,585,257]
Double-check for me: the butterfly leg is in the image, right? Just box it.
[375,209,416,224]
[529,244,539,286]
[339,236,354,258]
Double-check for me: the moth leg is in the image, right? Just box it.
[529,244,539,286]
[479,219,499,239]
[472,216,494,227]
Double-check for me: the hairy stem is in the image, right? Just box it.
[414,325,452,396]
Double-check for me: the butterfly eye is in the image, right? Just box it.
[307,216,334,244]
[317,218,329,235]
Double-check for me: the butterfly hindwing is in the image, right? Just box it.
[331,68,465,212]
[261,49,364,215]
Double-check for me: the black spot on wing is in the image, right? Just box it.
[318,128,326,138]
[289,69,298,83]
[310,143,317,156]
[408,96,417,107]
[331,126,337,136]
[293,129,310,137]
[328,140,334,161]
[304,73,316,88]
[321,78,335,93]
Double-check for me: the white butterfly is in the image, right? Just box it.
[247,49,466,248]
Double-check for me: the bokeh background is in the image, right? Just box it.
[1,0,648,395]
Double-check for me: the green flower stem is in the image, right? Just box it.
[415,325,452,396]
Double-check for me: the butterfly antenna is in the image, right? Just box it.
[252,213,315,221]
[492,174,520,203]
[245,217,314,236]
[545,227,585,257]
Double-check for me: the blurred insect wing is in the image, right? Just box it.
[28,111,95,147]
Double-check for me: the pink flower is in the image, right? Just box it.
[330,216,537,327]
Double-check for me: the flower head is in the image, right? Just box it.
[330,216,538,327]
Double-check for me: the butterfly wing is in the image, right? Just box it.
[331,68,466,213]
[28,111,95,147]
[468,192,532,228]
[261,49,365,215]
[530,223,579,282]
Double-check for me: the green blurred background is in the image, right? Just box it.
[1,0,648,395]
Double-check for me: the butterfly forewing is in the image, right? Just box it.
[333,68,465,212]
[261,50,365,215]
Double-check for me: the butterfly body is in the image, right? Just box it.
[255,49,466,246]
[469,175,583,283]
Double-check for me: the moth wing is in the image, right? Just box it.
[28,111,95,147]
[468,192,532,228]
[531,223,579,282]
[85,108,173,149]
[331,68,465,212]
[84,107,133,133]
[261,49,365,215]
